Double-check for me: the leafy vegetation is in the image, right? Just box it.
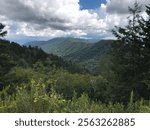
[0,3,150,113]
[110,2,150,103]
[1,79,150,113]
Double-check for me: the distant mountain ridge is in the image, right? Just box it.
[26,37,99,45]
[64,40,114,70]
[26,37,99,56]
[26,37,114,71]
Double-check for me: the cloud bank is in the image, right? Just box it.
[0,0,149,43]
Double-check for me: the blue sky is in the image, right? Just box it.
[80,0,106,9]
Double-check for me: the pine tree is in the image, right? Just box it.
[136,5,150,99]
[0,23,7,37]
[111,2,150,102]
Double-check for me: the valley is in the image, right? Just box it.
[26,37,114,71]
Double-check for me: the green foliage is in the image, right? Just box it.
[50,70,110,102]
[1,80,150,113]
[110,3,150,103]
[0,39,85,79]
[4,67,43,84]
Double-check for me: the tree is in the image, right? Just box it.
[136,5,150,99]
[0,24,8,81]
[111,2,150,102]
[0,23,7,37]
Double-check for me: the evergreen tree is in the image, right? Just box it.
[136,5,150,99]
[111,3,150,102]
[0,23,7,37]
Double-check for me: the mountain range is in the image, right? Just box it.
[26,37,114,71]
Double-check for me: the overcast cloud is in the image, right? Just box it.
[0,0,149,43]
[106,0,150,14]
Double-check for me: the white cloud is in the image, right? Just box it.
[0,0,108,42]
[0,0,149,43]
[104,0,150,31]
[106,0,150,14]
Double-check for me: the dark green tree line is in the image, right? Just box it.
[111,3,150,102]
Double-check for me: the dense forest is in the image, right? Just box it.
[0,3,150,112]
[26,37,114,72]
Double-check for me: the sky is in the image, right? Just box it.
[80,0,106,9]
[0,0,149,44]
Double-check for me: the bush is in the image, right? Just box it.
[1,80,150,113]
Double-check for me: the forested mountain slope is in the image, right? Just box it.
[26,38,114,71]
[0,39,84,83]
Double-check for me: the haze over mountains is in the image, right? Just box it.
[26,37,114,71]
[26,37,98,56]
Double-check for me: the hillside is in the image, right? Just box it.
[26,38,114,71]
[64,40,114,70]
[26,37,97,56]
[0,39,85,82]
